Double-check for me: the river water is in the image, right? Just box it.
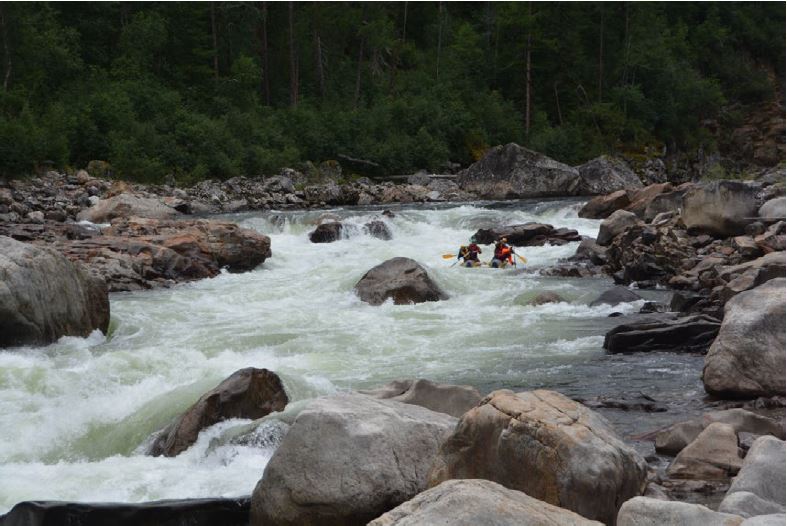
[0,199,708,512]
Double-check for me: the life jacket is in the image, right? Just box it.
[495,244,513,263]
[465,243,481,261]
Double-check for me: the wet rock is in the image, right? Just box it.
[359,378,481,418]
[0,236,109,348]
[368,479,603,526]
[427,389,647,524]
[457,143,583,199]
[570,238,607,265]
[719,436,786,518]
[579,393,667,413]
[354,257,448,306]
[308,221,346,243]
[250,393,457,526]
[603,314,720,354]
[597,210,640,246]
[703,278,786,398]
[0,497,251,526]
[471,222,581,246]
[616,497,744,526]
[149,368,288,457]
[667,423,744,480]
[639,301,667,313]
[682,181,761,237]
[589,286,643,307]
[526,291,566,306]
[759,197,785,222]
[576,155,643,195]
[579,190,631,219]
[77,193,181,223]
[363,220,392,240]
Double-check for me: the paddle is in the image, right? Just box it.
[442,253,456,259]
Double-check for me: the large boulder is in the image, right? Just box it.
[589,286,643,307]
[354,257,448,306]
[625,183,674,218]
[457,143,583,199]
[597,210,640,246]
[579,190,631,220]
[76,193,181,223]
[471,223,581,247]
[359,378,482,418]
[427,389,648,524]
[667,422,744,480]
[703,278,786,398]
[0,236,109,347]
[576,156,643,195]
[603,314,720,354]
[617,497,744,526]
[719,436,786,518]
[250,393,457,526]
[682,181,761,237]
[368,479,603,526]
[308,222,347,243]
[759,197,785,222]
[148,368,288,457]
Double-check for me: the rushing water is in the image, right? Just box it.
[0,199,708,512]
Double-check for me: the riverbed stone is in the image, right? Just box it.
[603,314,720,354]
[427,389,647,524]
[597,210,640,246]
[359,378,482,418]
[667,423,744,480]
[759,197,786,222]
[616,497,744,526]
[0,235,109,347]
[703,278,786,398]
[718,436,786,518]
[148,368,288,457]
[682,181,761,237]
[250,393,457,526]
[368,479,603,526]
[308,221,346,243]
[76,193,181,223]
[354,257,448,306]
[471,222,581,246]
[579,190,631,219]
[589,286,643,307]
[740,515,787,526]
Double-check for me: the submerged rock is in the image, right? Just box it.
[0,235,109,348]
[359,378,482,418]
[603,314,721,354]
[363,220,393,240]
[589,286,643,307]
[250,393,457,526]
[427,389,647,524]
[308,221,346,243]
[354,257,448,306]
[148,368,288,457]
[368,479,603,526]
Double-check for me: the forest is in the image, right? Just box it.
[0,2,783,181]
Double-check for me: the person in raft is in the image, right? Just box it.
[457,242,483,267]
[491,237,514,268]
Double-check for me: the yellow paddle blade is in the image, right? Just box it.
[517,254,528,264]
[442,254,456,259]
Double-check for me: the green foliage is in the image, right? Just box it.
[0,2,782,180]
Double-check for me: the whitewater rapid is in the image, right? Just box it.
[0,199,705,511]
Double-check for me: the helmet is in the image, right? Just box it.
[501,237,508,243]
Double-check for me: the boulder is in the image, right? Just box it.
[616,497,744,526]
[571,238,608,265]
[76,193,181,223]
[719,436,786,518]
[457,143,583,199]
[759,197,785,222]
[308,222,346,243]
[363,220,393,240]
[526,291,566,306]
[655,420,707,456]
[597,210,640,246]
[250,393,457,526]
[359,378,482,418]
[262,175,295,194]
[603,314,720,354]
[589,286,643,307]
[667,423,744,479]
[407,171,432,186]
[148,368,288,457]
[740,515,786,526]
[368,479,603,526]
[0,236,109,347]
[427,389,647,524]
[625,183,674,218]
[703,279,786,398]
[643,190,686,223]
[682,181,761,237]
[576,156,643,195]
[354,257,448,306]
[471,222,581,247]
[579,190,631,219]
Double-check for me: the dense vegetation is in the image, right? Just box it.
[0,2,783,181]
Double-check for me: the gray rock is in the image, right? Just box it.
[262,175,295,194]
[759,197,785,222]
[148,368,288,457]
[740,514,786,526]
[407,171,432,186]
[603,314,720,354]
[368,479,603,526]
[667,423,744,480]
[0,236,109,347]
[656,420,707,455]
[526,291,566,306]
[589,286,643,307]
[354,257,448,306]
[76,193,181,223]
[363,220,393,241]
[359,378,481,418]
[457,143,583,199]
[617,497,744,526]
[719,436,786,518]
[428,389,647,524]
[250,393,457,526]
[308,222,347,243]
[597,209,640,246]
[682,181,761,237]
[579,190,631,219]
[576,156,643,195]
[703,279,786,398]
[571,238,608,265]
[644,190,686,223]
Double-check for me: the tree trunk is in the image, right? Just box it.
[436,1,443,79]
[354,33,365,109]
[597,5,604,102]
[525,2,532,137]
[554,82,563,126]
[388,1,408,92]
[313,5,325,99]
[211,2,219,80]
[288,1,298,107]
[0,2,11,91]
[402,1,408,44]
[258,1,270,105]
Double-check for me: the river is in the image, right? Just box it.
[0,198,708,512]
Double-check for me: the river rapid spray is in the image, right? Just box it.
[0,199,705,511]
